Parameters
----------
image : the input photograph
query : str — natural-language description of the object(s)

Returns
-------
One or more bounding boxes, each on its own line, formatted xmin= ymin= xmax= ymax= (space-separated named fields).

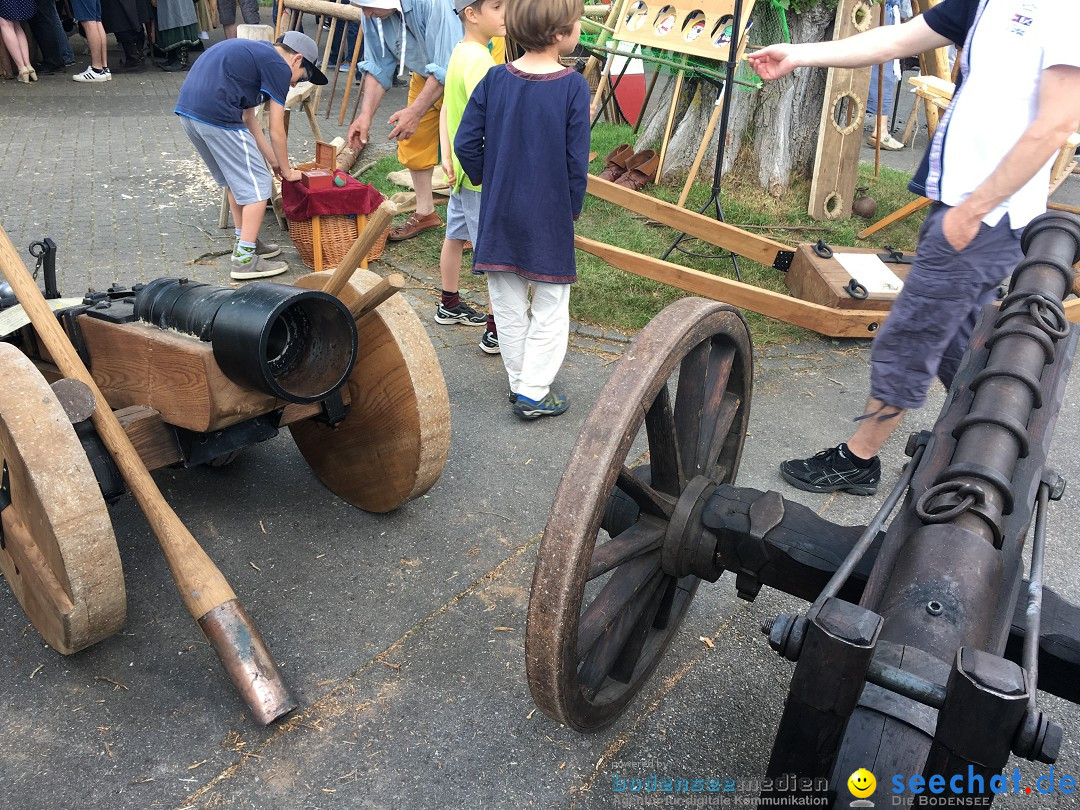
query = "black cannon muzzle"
xmin=134 ymin=278 xmax=358 ymax=404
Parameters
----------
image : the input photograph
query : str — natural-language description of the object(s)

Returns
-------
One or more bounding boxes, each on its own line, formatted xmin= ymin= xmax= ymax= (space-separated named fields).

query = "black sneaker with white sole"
xmin=479 ymin=330 xmax=500 ymax=354
xmin=780 ymin=444 xmax=880 ymax=496
xmin=434 ymin=301 xmax=487 ymax=325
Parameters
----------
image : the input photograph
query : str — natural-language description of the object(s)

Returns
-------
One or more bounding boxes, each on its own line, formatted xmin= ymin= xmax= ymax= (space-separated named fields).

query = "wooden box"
xmin=786 ymin=242 xmax=912 ymax=311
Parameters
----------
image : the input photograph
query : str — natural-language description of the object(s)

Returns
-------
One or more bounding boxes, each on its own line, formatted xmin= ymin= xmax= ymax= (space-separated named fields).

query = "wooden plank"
xmin=77 ymin=316 xmax=280 ymax=433
xmin=586 ymin=176 xmax=794 ymax=268
xmin=857 ymin=196 xmax=934 ymax=239
xmin=114 ymin=406 xmax=184 ymax=471
xmin=808 ymin=0 xmax=876 ymax=220
xmin=610 ymin=0 xmax=757 ymax=64
xmin=576 ymin=235 xmax=890 ymax=338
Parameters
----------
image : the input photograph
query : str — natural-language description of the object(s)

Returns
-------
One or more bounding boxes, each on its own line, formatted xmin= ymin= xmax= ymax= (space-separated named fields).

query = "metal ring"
xmin=814 ymin=239 xmax=834 ymax=259
xmin=846 ymin=279 xmax=868 ymax=299
xmin=916 ymin=481 xmax=985 ymax=524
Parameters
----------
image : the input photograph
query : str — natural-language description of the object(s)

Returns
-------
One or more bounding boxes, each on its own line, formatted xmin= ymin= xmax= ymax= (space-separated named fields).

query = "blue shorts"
xmin=178 ymin=115 xmax=273 ymax=206
xmin=445 ymin=187 xmax=481 ymax=243
xmin=869 ymin=203 xmax=1022 ymax=410
xmin=71 ymin=0 xmax=101 ymax=21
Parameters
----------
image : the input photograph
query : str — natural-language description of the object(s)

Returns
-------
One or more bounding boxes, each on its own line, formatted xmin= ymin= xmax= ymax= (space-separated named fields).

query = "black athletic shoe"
xmin=780 ymin=444 xmax=881 ymax=496
xmin=434 ymin=301 xmax=487 ymax=325
xmin=479 ymin=330 xmax=500 ymax=354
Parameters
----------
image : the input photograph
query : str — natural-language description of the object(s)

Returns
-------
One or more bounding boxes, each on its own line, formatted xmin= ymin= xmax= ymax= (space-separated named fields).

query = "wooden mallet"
xmin=0 ymin=225 xmax=297 ymax=725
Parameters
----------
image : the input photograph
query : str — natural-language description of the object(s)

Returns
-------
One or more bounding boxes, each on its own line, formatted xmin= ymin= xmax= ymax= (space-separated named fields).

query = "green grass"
xmin=359 ymin=124 xmax=927 ymax=346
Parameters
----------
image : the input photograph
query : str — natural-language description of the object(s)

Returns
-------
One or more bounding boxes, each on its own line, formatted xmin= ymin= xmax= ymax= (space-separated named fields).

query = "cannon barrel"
xmin=133 ymin=278 xmax=358 ymax=404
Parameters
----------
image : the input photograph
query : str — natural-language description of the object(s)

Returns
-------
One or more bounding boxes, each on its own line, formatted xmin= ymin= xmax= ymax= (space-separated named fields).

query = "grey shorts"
xmin=217 ymin=0 xmax=260 ymax=26
xmin=179 ymin=115 xmax=272 ymax=206
xmin=869 ymin=202 xmax=1022 ymax=410
xmin=445 ymin=187 xmax=481 ymax=243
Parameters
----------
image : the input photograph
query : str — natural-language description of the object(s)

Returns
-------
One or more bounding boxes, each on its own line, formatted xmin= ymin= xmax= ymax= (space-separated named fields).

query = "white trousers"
xmin=485 ymin=272 xmax=571 ymax=402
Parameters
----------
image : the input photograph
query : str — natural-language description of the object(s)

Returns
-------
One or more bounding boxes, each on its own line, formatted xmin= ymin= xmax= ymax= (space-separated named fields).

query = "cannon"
xmin=525 ymin=211 xmax=1080 ymax=803
xmin=0 ymin=206 xmax=450 ymax=722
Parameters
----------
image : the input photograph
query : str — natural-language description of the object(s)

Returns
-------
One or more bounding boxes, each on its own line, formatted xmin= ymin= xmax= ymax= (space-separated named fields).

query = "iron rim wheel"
xmin=525 ymin=298 xmax=753 ymax=731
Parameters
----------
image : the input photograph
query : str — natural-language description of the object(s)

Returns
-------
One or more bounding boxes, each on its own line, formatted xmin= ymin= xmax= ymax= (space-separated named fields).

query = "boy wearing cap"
xmin=346 ymin=0 xmax=462 ymax=242
xmin=434 ymin=0 xmax=505 ymax=351
xmin=174 ymin=31 xmax=328 ymax=280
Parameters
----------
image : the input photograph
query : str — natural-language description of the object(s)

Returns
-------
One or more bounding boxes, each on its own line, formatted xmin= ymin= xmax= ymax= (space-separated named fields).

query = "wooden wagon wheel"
xmin=289 ymin=269 xmax=450 ymax=513
xmin=0 ymin=343 xmax=125 ymax=654
xmin=526 ymin=298 xmax=753 ymax=731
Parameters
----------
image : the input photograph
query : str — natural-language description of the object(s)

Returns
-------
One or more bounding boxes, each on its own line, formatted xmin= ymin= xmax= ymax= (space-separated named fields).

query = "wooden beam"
xmin=575 ymin=236 xmax=888 ymax=338
xmin=586 ymin=176 xmax=795 ymax=269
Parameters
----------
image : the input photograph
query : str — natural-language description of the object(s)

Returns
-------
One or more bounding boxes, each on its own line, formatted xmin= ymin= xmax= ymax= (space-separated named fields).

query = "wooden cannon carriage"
xmin=525 ymin=212 xmax=1080 ymax=803
xmin=0 ymin=203 xmax=449 ymax=722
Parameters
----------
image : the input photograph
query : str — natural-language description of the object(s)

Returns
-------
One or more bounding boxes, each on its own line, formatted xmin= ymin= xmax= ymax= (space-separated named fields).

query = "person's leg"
xmin=390 ymin=74 xmax=444 ymax=240
xmin=434 ymin=191 xmax=486 ymax=323
xmin=84 ymin=20 xmax=108 ymax=68
xmin=238 ymin=0 xmax=259 ymax=25
xmin=516 ymin=281 xmax=571 ymax=403
xmin=486 ymin=272 xmax=530 ymax=397
xmin=0 ymin=20 xmax=30 ymax=69
xmin=51 ymin=1 xmax=75 ymax=64
xmin=219 ymin=0 xmax=236 ymax=37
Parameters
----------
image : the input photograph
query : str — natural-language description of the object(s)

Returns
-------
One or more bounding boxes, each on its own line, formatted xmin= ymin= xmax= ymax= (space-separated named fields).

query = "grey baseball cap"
xmin=453 ymin=0 xmax=477 ymax=12
xmin=279 ymin=30 xmax=328 ymax=85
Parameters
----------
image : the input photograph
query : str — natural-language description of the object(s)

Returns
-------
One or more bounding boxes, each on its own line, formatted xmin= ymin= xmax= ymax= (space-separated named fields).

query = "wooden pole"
xmin=0 ymin=225 xmax=296 ymax=724
xmin=656 ymin=63 xmax=686 ymax=183
xmin=677 ymin=92 xmax=723 ymax=208
xmin=324 ymin=200 xmax=398 ymax=298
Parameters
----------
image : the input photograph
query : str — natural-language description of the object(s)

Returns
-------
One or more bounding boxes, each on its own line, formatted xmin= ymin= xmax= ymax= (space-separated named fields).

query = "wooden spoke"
xmin=578 ymin=570 xmax=668 ymax=696
xmin=526 ymin=297 xmax=752 ymax=732
xmin=588 ymin=517 xmax=666 ymax=581
xmin=616 ymin=465 xmax=675 ymax=519
xmin=577 ymin=552 xmax=662 ymax=659
xmin=644 ymin=384 xmax=683 ymax=496
xmin=674 ymin=340 xmax=710 ymax=480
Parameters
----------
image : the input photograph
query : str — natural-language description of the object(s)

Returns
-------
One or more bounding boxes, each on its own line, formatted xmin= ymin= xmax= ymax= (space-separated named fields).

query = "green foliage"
xmin=771 ymin=0 xmax=840 ymax=14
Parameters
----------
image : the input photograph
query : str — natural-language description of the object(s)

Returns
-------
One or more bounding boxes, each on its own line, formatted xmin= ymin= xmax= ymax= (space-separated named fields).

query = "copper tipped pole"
xmin=0 ymin=225 xmax=297 ymax=725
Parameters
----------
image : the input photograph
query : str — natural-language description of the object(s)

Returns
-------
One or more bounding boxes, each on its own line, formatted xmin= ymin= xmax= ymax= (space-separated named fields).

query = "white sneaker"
xmin=230 ymin=254 xmax=289 ymax=280
xmin=73 ymin=67 xmax=110 ymax=82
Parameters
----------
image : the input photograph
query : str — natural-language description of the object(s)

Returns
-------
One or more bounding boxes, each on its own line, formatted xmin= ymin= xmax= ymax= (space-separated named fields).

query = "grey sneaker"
xmin=780 ymin=444 xmax=881 ymax=496
xmin=255 ymin=238 xmax=281 ymax=259
xmin=230 ymin=254 xmax=288 ymax=280
xmin=434 ymin=301 xmax=487 ymax=326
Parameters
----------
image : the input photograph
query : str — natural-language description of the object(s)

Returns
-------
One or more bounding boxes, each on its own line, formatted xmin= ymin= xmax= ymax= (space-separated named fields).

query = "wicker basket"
xmin=287 ymin=214 xmax=390 ymax=270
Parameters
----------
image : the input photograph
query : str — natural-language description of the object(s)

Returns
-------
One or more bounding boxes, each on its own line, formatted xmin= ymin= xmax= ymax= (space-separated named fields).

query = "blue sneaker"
xmin=513 ymin=390 xmax=569 ymax=420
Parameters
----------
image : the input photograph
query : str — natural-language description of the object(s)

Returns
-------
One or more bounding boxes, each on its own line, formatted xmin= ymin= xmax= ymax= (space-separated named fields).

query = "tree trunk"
xmin=633 ymin=3 xmax=838 ymax=196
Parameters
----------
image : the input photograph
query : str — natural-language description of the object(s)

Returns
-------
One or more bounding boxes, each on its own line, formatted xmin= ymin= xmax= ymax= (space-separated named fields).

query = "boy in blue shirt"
xmin=174 ymin=31 xmax=327 ymax=280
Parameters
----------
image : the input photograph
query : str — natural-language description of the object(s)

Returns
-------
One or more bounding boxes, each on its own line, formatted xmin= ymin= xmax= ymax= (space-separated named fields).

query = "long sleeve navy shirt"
xmin=455 ymin=63 xmax=591 ymax=284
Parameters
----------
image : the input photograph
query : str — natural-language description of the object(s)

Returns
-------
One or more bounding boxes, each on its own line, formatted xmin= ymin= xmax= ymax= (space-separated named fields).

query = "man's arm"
xmin=387 ymin=74 xmax=444 ymax=141
xmin=748 ymin=16 xmax=950 ymax=80
xmin=943 ymin=64 xmax=1080 ymax=250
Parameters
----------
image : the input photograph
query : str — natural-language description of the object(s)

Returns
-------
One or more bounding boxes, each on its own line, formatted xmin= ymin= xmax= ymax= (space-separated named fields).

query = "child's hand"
xmin=441 ymin=157 xmax=455 ymax=186
xmin=281 ymin=167 xmax=302 ymax=183
xmin=387 ymin=106 xmax=422 ymax=141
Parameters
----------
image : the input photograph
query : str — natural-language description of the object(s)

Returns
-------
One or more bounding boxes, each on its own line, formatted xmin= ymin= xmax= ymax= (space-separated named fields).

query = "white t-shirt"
xmin=914 ymin=0 xmax=1079 ymax=228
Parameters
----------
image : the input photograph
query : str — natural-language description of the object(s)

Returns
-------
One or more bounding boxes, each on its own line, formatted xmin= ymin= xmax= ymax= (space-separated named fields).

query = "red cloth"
xmin=281 ymin=173 xmax=384 ymax=220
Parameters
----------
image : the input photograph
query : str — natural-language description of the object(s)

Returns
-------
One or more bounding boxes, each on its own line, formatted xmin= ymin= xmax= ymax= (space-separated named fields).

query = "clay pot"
xmin=852 ymin=186 xmax=877 ymax=220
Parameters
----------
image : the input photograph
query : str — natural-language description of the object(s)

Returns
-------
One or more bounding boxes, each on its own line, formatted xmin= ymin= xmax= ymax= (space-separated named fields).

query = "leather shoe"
xmin=598 ymin=144 xmax=632 ymax=182
xmin=614 ymin=149 xmax=658 ymax=191
xmin=388 ymin=211 xmax=442 ymax=242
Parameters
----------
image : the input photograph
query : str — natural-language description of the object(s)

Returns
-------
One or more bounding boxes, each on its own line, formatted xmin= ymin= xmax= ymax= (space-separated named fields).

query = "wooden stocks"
xmin=0 ymin=226 xmax=297 ymax=725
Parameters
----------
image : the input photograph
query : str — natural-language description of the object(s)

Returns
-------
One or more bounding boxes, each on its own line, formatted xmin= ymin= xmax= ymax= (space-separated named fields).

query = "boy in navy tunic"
xmin=175 ymin=30 xmax=327 ymax=280
xmin=455 ymin=0 xmax=590 ymax=419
